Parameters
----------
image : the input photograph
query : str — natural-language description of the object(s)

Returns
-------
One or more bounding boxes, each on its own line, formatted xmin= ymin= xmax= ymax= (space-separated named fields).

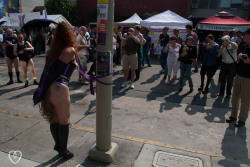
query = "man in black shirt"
xmin=158 ymin=27 xmax=169 ymax=76
xmin=226 ymin=27 xmax=250 ymax=127
xmin=2 ymin=28 xmax=22 ymax=85
xmin=178 ymin=36 xmax=197 ymax=92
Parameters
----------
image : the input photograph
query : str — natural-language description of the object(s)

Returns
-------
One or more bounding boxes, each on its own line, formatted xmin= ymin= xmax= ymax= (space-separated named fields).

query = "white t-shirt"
xmin=221 ymin=43 xmax=237 ymax=64
xmin=167 ymin=43 xmax=181 ymax=62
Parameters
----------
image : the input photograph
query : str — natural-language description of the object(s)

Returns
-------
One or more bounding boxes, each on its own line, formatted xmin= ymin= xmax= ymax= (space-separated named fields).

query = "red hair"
xmin=47 ymin=21 xmax=77 ymax=65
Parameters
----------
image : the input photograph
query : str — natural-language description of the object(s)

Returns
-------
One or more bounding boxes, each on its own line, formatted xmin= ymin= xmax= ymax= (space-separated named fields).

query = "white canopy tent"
xmin=140 ymin=10 xmax=192 ymax=55
xmin=47 ymin=14 xmax=72 ymax=27
xmin=115 ymin=13 xmax=142 ymax=25
xmin=140 ymin=10 xmax=192 ymax=27
xmin=0 ymin=13 xmax=71 ymax=29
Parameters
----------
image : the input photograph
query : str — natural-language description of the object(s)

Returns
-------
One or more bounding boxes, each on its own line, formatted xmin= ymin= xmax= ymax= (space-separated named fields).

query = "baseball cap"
xmin=186 ymin=36 xmax=194 ymax=41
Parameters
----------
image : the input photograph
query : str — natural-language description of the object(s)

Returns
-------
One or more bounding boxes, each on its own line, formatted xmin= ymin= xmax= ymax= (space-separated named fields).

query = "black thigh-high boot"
xmin=58 ymin=124 xmax=74 ymax=159
xmin=50 ymin=123 xmax=60 ymax=152
xmin=7 ymin=72 xmax=14 ymax=85
xmin=16 ymin=72 xmax=23 ymax=83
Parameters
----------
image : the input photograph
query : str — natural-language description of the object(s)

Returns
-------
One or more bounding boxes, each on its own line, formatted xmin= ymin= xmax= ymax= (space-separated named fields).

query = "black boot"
xmin=7 ymin=72 xmax=14 ymax=85
xmin=58 ymin=124 xmax=74 ymax=159
xmin=16 ymin=72 xmax=23 ymax=83
xmin=24 ymin=80 xmax=29 ymax=87
xmin=50 ymin=123 xmax=60 ymax=152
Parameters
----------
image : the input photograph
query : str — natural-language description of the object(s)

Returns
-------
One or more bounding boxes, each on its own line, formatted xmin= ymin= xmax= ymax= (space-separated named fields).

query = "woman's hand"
xmin=18 ymin=50 xmax=24 ymax=54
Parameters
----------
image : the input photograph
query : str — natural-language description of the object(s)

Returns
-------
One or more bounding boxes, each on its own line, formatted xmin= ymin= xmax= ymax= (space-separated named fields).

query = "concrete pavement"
xmin=0 ymin=55 xmax=249 ymax=167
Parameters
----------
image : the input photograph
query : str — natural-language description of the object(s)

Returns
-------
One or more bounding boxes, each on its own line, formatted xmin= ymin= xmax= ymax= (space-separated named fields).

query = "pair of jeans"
xmin=142 ymin=48 xmax=150 ymax=66
xmin=179 ymin=62 xmax=193 ymax=89
xmin=219 ymin=62 xmax=236 ymax=96
xmin=160 ymin=50 xmax=168 ymax=70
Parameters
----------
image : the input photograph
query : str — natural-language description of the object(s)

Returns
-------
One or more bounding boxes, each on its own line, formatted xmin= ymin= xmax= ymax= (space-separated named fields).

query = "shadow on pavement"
xmin=80 ymin=157 xmax=109 ymax=167
xmin=219 ymin=124 xmax=248 ymax=166
xmin=0 ymin=85 xmax=26 ymax=96
xmin=35 ymin=155 xmax=60 ymax=167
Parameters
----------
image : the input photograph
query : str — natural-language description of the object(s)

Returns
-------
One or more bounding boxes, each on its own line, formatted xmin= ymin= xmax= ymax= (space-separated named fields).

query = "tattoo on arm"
xmin=55 ymin=85 xmax=60 ymax=91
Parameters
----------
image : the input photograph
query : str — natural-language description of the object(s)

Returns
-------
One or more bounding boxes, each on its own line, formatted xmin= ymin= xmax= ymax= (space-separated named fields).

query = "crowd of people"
xmin=1 ymin=21 xmax=250 ymax=160
xmin=115 ymin=24 xmax=250 ymax=128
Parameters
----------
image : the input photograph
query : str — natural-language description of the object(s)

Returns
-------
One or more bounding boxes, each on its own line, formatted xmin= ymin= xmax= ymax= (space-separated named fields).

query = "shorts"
xmin=6 ymin=55 xmax=18 ymax=60
xmin=78 ymin=54 xmax=88 ymax=71
xmin=123 ymin=53 xmax=138 ymax=71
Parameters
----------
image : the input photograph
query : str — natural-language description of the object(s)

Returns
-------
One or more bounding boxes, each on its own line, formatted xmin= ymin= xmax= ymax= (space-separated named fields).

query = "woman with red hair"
xmin=34 ymin=21 xmax=77 ymax=159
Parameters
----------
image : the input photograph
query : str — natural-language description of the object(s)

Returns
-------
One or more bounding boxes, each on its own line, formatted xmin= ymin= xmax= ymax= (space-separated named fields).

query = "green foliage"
xmin=142 ymin=12 xmax=158 ymax=20
xmin=45 ymin=0 xmax=80 ymax=26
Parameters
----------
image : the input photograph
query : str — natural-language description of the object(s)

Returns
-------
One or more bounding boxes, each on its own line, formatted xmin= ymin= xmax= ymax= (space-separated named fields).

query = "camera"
xmin=242 ymin=54 xmax=248 ymax=59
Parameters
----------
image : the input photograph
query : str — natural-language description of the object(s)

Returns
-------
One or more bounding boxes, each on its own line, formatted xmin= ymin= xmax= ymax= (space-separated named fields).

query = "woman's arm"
xmin=24 ymin=41 xmax=34 ymax=51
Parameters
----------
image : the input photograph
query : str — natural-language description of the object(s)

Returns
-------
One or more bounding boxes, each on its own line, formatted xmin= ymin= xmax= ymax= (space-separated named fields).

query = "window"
xmin=231 ymin=0 xmax=243 ymax=8
xmin=243 ymin=0 xmax=250 ymax=9
xmin=220 ymin=0 xmax=231 ymax=8
xmin=209 ymin=0 xmax=221 ymax=9
xmin=198 ymin=0 xmax=209 ymax=8
xmin=192 ymin=0 xmax=199 ymax=8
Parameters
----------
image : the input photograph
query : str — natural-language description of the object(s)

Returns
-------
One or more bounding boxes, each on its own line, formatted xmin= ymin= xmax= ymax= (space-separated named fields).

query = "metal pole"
xmin=88 ymin=0 xmax=118 ymax=163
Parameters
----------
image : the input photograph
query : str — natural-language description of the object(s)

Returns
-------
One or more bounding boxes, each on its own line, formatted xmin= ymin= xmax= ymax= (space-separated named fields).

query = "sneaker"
xmin=166 ymin=80 xmax=170 ymax=84
xmin=235 ymin=120 xmax=245 ymax=127
xmin=82 ymin=80 xmax=89 ymax=85
xmin=198 ymin=86 xmax=203 ymax=91
xmin=7 ymin=80 xmax=14 ymax=85
xmin=202 ymin=88 xmax=209 ymax=94
xmin=160 ymin=69 xmax=165 ymax=73
xmin=130 ymin=82 xmax=135 ymax=89
xmin=148 ymin=64 xmax=152 ymax=67
xmin=121 ymin=82 xmax=127 ymax=88
xmin=226 ymin=116 xmax=236 ymax=123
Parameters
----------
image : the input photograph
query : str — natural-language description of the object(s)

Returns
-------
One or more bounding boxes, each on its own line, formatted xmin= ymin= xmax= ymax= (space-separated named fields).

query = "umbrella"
xmin=0 ymin=21 xmax=6 ymax=26
xmin=21 ymin=18 xmax=58 ymax=35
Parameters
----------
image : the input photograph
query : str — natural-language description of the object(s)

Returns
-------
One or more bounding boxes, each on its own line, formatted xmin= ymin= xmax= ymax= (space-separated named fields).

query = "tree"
xmin=45 ymin=0 xmax=80 ymax=26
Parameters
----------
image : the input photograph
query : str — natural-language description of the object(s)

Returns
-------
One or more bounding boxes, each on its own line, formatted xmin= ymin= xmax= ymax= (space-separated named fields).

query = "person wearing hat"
xmin=226 ymin=27 xmax=250 ymax=127
xmin=231 ymin=29 xmax=238 ymax=43
xmin=217 ymin=35 xmax=238 ymax=98
xmin=178 ymin=36 xmax=197 ymax=92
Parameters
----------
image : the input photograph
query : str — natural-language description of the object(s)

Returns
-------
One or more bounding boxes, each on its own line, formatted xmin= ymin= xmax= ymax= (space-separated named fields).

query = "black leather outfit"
xmin=33 ymin=58 xmax=76 ymax=105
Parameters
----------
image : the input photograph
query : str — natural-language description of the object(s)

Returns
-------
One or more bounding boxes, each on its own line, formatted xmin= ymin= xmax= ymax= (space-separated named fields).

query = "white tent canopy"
xmin=140 ymin=10 xmax=192 ymax=27
xmin=47 ymin=14 xmax=72 ymax=27
xmin=116 ymin=13 xmax=142 ymax=25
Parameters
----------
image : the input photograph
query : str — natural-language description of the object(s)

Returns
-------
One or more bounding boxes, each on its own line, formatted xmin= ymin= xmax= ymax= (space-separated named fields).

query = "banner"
xmin=7 ymin=12 xmax=43 ymax=28
xmin=197 ymin=24 xmax=250 ymax=32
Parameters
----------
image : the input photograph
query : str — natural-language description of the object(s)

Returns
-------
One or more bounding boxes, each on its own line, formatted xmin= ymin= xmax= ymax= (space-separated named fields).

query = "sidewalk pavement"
xmin=0 ymin=55 xmax=249 ymax=167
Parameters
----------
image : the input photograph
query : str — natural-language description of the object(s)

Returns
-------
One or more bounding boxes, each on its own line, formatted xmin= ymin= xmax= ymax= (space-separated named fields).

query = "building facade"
xmin=77 ymin=0 xmax=191 ymax=25
xmin=190 ymin=0 xmax=250 ymax=20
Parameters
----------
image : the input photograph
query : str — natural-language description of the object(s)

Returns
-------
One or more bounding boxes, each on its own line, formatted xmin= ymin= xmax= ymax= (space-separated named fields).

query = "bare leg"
xmin=124 ymin=69 xmax=128 ymax=82
xmin=20 ymin=61 xmax=28 ymax=79
xmin=131 ymin=70 xmax=135 ymax=82
xmin=27 ymin=59 xmax=37 ymax=78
